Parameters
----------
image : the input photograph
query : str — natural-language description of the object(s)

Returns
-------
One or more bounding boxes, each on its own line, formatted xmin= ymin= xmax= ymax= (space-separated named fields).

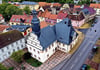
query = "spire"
xmin=31 ymin=10 xmax=40 ymax=37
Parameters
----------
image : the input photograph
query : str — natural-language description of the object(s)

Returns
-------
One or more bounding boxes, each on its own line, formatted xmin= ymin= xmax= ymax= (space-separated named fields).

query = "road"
xmin=52 ymin=16 xmax=100 ymax=70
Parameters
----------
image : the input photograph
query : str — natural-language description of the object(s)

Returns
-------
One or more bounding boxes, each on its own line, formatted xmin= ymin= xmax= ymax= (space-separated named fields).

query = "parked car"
xmin=80 ymin=64 xmax=87 ymax=70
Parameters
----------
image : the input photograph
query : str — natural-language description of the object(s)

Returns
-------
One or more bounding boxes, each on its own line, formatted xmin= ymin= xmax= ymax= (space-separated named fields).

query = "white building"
xmin=0 ymin=14 xmax=5 ymax=24
xmin=26 ymin=10 xmax=79 ymax=63
xmin=0 ymin=0 xmax=2 ymax=4
xmin=0 ymin=30 xmax=25 ymax=62
xmin=90 ymin=4 xmax=100 ymax=15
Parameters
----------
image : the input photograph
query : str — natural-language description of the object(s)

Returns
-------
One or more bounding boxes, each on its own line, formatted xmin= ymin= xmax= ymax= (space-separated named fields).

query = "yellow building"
xmin=19 ymin=1 xmax=39 ymax=10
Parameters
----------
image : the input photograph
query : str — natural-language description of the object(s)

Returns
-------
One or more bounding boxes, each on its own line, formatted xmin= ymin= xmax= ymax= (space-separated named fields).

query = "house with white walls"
xmin=0 ymin=30 xmax=25 ymax=62
xmin=26 ymin=10 xmax=78 ymax=63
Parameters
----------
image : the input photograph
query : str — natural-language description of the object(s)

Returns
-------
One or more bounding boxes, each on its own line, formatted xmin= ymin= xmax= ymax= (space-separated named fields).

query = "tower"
xmin=31 ymin=10 xmax=40 ymax=37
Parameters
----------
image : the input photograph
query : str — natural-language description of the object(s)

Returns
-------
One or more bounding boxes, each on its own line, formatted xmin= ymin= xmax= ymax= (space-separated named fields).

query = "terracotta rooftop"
xmin=53 ymin=3 xmax=61 ymax=7
xmin=74 ymin=5 xmax=81 ymax=8
xmin=0 ymin=25 xmax=10 ymax=32
xmin=0 ymin=30 xmax=24 ymax=49
xmin=38 ymin=2 xmax=51 ymax=7
xmin=49 ymin=14 xmax=57 ymax=20
xmin=90 ymin=3 xmax=100 ymax=8
xmin=10 ymin=15 xmax=33 ymax=24
xmin=57 ymin=12 xmax=68 ymax=19
xmin=40 ymin=21 xmax=48 ymax=29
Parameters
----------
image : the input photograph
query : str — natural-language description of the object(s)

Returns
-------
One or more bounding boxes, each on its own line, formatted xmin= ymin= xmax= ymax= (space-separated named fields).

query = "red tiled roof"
xmin=53 ymin=3 xmax=61 ymax=7
xmin=57 ymin=12 xmax=68 ymax=19
xmin=40 ymin=21 xmax=48 ymax=29
xmin=44 ymin=12 xmax=51 ymax=18
xmin=10 ymin=15 xmax=33 ymax=24
xmin=49 ymin=14 xmax=57 ymax=20
xmin=90 ymin=4 xmax=100 ymax=8
xmin=38 ymin=2 xmax=51 ymax=7
xmin=0 ymin=25 xmax=10 ymax=32
xmin=74 ymin=5 xmax=81 ymax=8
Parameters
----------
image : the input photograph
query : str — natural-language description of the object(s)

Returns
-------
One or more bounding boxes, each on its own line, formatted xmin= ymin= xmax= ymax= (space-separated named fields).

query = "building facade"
xmin=19 ymin=1 xmax=39 ymax=10
xmin=0 ymin=30 xmax=25 ymax=62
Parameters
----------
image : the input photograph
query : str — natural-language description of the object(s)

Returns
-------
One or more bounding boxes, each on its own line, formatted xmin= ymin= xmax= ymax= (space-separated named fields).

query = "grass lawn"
xmin=89 ymin=68 xmax=95 ymax=70
xmin=25 ymin=57 xmax=42 ymax=67
xmin=92 ymin=47 xmax=100 ymax=63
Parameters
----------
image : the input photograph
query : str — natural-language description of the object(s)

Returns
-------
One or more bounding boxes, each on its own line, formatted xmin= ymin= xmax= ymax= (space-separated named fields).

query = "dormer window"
xmin=16 ymin=18 xmax=19 ymax=21
xmin=65 ymin=21 xmax=67 ymax=24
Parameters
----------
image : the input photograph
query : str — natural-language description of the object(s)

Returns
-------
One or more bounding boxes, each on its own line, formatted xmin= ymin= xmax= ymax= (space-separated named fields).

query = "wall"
xmin=71 ymin=19 xmax=85 ymax=27
xmin=0 ymin=38 xmax=25 ymax=62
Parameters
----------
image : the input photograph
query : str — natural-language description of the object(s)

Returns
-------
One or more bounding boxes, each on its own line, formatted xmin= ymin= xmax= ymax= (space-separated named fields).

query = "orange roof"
xmin=0 ymin=25 xmax=10 ymax=32
xmin=74 ymin=5 xmax=81 ymax=8
xmin=38 ymin=2 xmax=51 ymax=7
xmin=40 ymin=21 xmax=48 ymax=29
xmin=49 ymin=14 xmax=57 ymax=20
xmin=90 ymin=3 xmax=100 ymax=8
xmin=44 ymin=12 xmax=51 ymax=18
xmin=53 ymin=3 xmax=61 ymax=7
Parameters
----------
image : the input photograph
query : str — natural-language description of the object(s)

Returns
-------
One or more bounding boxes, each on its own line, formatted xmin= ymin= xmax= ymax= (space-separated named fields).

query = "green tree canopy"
xmin=5 ymin=5 xmax=23 ymax=20
xmin=0 ymin=63 xmax=7 ymax=70
xmin=0 ymin=3 xmax=23 ymax=21
xmin=11 ymin=50 xmax=25 ymax=63
xmin=23 ymin=6 xmax=31 ymax=15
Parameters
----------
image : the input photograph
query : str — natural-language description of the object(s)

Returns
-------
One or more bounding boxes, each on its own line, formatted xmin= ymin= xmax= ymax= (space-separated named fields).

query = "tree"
xmin=23 ymin=6 xmax=31 ymax=15
xmin=5 ymin=5 xmax=23 ymax=20
xmin=0 ymin=3 xmax=11 ymax=21
xmin=0 ymin=63 xmax=7 ymax=70
xmin=11 ymin=50 xmax=25 ymax=63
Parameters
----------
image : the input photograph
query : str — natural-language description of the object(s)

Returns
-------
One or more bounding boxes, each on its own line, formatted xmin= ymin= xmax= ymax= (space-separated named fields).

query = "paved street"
xmin=52 ymin=16 xmax=100 ymax=70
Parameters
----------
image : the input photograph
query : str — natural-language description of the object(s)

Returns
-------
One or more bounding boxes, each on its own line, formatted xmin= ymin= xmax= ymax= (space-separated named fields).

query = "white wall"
xmin=0 ymin=38 xmax=25 ymax=62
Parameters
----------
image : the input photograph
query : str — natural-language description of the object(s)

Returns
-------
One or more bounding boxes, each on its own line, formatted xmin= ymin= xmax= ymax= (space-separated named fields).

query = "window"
xmin=30 ymin=47 xmax=32 ymax=50
xmin=12 ymin=23 xmax=14 ymax=25
xmin=52 ymin=43 xmax=54 ymax=46
xmin=33 ymin=49 xmax=35 ymax=52
xmin=21 ymin=45 xmax=23 ymax=48
xmin=8 ymin=52 xmax=10 ymax=55
xmin=47 ymin=54 xmax=49 ymax=58
xmin=34 ymin=55 xmax=36 ymax=57
xmin=16 ymin=18 xmax=19 ymax=21
xmin=13 ymin=49 xmax=15 ymax=52
xmin=17 ymin=47 xmax=19 ymax=50
xmin=27 ymin=19 xmax=30 ymax=22
xmin=49 ymin=46 xmax=51 ymax=49
xmin=38 ymin=57 xmax=40 ymax=60
xmin=13 ymin=18 xmax=15 ymax=21
xmin=7 ymin=46 xmax=9 ymax=49
xmin=1 ymin=49 xmax=4 ymax=52
xmin=38 ymin=51 xmax=39 ymax=54
xmin=28 ymin=30 xmax=30 ymax=32
xmin=45 ymin=48 xmax=47 ymax=52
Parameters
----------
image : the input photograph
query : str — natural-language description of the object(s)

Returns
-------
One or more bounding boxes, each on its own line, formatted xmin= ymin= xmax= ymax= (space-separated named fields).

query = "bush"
xmin=23 ymin=52 xmax=31 ymax=60
xmin=11 ymin=50 xmax=25 ymax=63
xmin=8 ymin=67 xmax=14 ymax=70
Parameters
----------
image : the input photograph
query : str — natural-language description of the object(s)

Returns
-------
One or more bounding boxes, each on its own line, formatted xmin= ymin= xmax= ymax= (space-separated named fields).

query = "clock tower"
xmin=31 ymin=10 xmax=40 ymax=37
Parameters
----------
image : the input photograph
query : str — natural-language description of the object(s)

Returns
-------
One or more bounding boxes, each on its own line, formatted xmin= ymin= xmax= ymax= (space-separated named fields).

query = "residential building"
xmin=90 ymin=3 xmax=100 ymax=15
xmin=9 ymin=15 xmax=33 ymax=26
xmin=0 ymin=30 xmax=25 ymax=62
xmin=5 ymin=25 xmax=31 ymax=36
xmin=19 ymin=1 xmax=39 ymax=10
xmin=0 ymin=0 xmax=2 ymax=4
xmin=0 ymin=25 xmax=10 ymax=33
xmin=68 ymin=12 xmax=85 ymax=27
xmin=60 ymin=3 xmax=70 ymax=10
xmin=81 ymin=5 xmax=96 ymax=22
xmin=0 ymin=14 xmax=5 ymax=24
xmin=26 ymin=10 xmax=78 ymax=63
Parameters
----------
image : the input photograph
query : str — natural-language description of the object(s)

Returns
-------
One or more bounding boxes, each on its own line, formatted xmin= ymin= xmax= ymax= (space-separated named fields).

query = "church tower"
xmin=31 ymin=10 xmax=40 ymax=37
